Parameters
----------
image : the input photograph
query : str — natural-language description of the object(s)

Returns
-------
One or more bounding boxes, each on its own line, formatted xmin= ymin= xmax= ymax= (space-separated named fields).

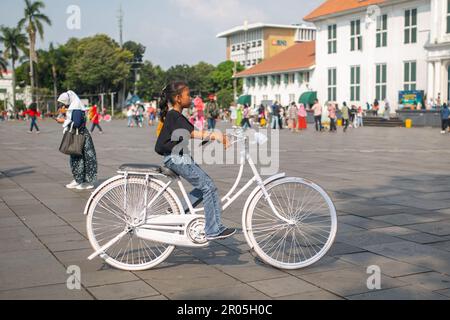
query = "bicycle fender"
xmin=241 ymin=173 xmax=286 ymax=250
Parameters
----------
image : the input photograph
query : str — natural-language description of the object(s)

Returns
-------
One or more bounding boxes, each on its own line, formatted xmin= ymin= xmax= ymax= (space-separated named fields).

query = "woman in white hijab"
xmin=57 ymin=90 xmax=98 ymax=190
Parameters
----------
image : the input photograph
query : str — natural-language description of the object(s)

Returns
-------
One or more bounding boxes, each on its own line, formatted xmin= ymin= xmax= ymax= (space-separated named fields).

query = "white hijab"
xmin=57 ymin=90 xmax=86 ymax=129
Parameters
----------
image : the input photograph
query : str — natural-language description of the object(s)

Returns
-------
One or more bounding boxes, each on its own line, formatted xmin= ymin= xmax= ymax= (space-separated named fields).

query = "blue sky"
xmin=0 ymin=0 xmax=323 ymax=69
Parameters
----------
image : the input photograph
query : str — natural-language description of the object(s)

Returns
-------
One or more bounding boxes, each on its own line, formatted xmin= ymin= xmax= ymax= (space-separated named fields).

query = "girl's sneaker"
xmin=66 ymin=180 xmax=80 ymax=189
xmin=206 ymin=228 xmax=237 ymax=241
xmin=76 ymin=183 xmax=95 ymax=190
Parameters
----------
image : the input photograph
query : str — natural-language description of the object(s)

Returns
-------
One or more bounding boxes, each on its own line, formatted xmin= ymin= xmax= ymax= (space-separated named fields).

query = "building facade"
xmin=304 ymin=0 xmax=450 ymax=110
xmin=235 ymin=41 xmax=315 ymax=107
xmin=217 ymin=23 xmax=316 ymax=69
xmin=0 ymin=71 xmax=31 ymax=110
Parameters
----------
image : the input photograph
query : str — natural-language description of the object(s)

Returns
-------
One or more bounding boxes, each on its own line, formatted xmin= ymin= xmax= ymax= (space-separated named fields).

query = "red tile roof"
xmin=235 ymin=41 xmax=315 ymax=78
xmin=304 ymin=0 xmax=386 ymax=21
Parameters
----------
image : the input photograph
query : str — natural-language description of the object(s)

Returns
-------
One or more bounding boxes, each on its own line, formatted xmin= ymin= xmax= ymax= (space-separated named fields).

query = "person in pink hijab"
xmin=297 ymin=103 xmax=308 ymax=130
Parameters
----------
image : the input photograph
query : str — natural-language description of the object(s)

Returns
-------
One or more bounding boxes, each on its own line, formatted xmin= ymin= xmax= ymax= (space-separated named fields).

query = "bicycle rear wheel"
xmin=86 ymin=177 xmax=180 ymax=271
xmin=245 ymin=177 xmax=337 ymax=270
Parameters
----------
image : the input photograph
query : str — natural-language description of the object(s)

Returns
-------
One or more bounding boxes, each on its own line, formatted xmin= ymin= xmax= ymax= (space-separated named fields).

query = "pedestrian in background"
xmin=89 ymin=105 xmax=103 ymax=134
xmin=441 ymin=103 xmax=449 ymax=134
xmin=341 ymin=102 xmax=350 ymax=133
xmin=24 ymin=103 xmax=41 ymax=134
xmin=311 ymin=99 xmax=323 ymax=132
xmin=328 ymin=102 xmax=337 ymax=133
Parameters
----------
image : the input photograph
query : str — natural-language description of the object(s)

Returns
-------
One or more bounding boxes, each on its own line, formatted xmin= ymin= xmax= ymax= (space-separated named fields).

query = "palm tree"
xmin=18 ymin=0 xmax=51 ymax=102
xmin=0 ymin=26 xmax=29 ymax=111
xmin=0 ymin=50 xmax=8 ymax=77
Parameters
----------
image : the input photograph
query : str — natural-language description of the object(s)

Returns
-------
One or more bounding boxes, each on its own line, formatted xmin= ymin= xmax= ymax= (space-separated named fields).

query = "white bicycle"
xmin=84 ymin=129 xmax=338 ymax=271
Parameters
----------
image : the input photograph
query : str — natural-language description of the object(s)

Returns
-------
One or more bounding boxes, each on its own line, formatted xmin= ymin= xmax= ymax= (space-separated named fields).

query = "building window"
xmin=247 ymin=60 xmax=251 ymax=67
xmin=405 ymin=8 xmax=417 ymax=44
xmin=237 ymin=44 xmax=241 ymax=51
xmin=328 ymin=24 xmax=337 ymax=54
xmin=350 ymin=20 xmax=362 ymax=51
xmin=283 ymin=74 xmax=289 ymax=85
xmin=350 ymin=66 xmax=361 ymax=101
xmin=376 ymin=64 xmax=387 ymax=100
xmin=289 ymin=94 xmax=296 ymax=103
xmin=263 ymin=76 xmax=268 ymax=86
xmin=305 ymin=71 xmax=310 ymax=83
xmin=328 ymin=68 xmax=337 ymax=101
xmin=404 ymin=61 xmax=417 ymax=91
xmin=252 ymin=59 xmax=256 ymax=65
xmin=252 ymin=41 xmax=256 ymax=47
xmin=376 ymin=14 xmax=388 ymax=47
xmin=447 ymin=0 xmax=450 ymax=33
xmin=232 ymin=45 xmax=235 ymax=52
xmin=257 ymin=40 xmax=262 ymax=47
xmin=298 ymin=72 xmax=304 ymax=84
xmin=289 ymin=73 xmax=295 ymax=85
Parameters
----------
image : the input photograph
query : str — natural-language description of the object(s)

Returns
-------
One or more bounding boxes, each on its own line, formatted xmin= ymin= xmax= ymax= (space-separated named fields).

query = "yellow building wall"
xmin=263 ymin=28 xmax=297 ymax=59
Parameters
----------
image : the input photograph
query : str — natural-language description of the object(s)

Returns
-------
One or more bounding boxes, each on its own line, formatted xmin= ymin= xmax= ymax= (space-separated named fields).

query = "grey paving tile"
xmin=248 ymin=276 xmax=321 ymax=298
xmin=275 ymin=290 xmax=344 ymax=300
xmin=88 ymin=280 xmax=159 ymax=300
xmin=0 ymin=284 xmax=93 ymax=300
xmin=0 ymin=249 xmax=67 ymax=291
xmin=371 ymin=214 xmax=441 ymax=226
xmin=396 ymin=232 xmax=445 ymax=244
xmin=339 ymin=252 xmax=430 ymax=277
xmin=347 ymin=286 xmax=449 ymax=300
xmin=298 ymin=267 xmax=408 ymax=297
xmin=167 ymin=284 xmax=271 ymax=300
xmin=396 ymin=272 xmax=450 ymax=291
xmin=406 ymin=222 xmax=450 ymax=236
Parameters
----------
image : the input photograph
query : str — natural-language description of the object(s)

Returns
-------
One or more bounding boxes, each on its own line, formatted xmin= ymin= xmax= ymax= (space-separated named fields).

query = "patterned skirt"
xmin=70 ymin=127 xmax=98 ymax=184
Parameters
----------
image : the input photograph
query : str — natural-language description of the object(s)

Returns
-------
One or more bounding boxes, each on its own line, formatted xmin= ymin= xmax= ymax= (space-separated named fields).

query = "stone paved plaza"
xmin=1 ymin=119 xmax=450 ymax=300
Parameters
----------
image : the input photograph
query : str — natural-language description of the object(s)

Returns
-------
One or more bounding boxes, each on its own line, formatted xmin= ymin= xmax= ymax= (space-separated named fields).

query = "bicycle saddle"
xmin=118 ymin=164 xmax=179 ymax=179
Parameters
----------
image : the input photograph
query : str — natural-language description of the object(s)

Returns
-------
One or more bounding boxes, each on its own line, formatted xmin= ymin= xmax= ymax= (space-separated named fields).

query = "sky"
xmin=0 ymin=0 xmax=324 ymax=69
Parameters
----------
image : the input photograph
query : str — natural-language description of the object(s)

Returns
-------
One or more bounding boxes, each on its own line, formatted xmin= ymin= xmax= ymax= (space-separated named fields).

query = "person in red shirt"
xmin=89 ymin=105 xmax=103 ymax=134
xmin=24 ymin=103 xmax=41 ymax=134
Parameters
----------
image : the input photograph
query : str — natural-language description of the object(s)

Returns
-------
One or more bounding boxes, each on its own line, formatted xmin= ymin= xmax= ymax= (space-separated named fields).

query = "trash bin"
xmin=405 ymin=119 xmax=412 ymax=128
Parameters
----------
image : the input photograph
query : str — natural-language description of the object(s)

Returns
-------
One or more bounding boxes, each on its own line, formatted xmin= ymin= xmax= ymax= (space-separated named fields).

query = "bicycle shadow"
xmin=0 ymin=166 xmax=35 ymax=179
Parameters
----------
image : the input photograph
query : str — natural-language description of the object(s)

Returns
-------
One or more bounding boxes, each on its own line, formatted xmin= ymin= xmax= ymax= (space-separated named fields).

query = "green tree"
xmin=64 ymin=34 xmax=133 ymax=94
xmin=209 ymin=61 xmax=244 ymax=107
xmin=190 ymin=61 xmax=215 ymax=96
xmin=18 ymin=0 xmax=52 ymax=102
xmin=136 ymin=61 xmax=165 ymax=100
xmin=0 ymin=26 xmax=28 ymax=110
xmin=123 ymin=41 xmax=146 ymax=94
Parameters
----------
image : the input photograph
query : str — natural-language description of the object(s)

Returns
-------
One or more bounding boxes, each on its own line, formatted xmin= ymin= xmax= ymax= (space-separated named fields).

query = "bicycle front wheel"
xmin=245 ymin=177 xmax=337 ymax=270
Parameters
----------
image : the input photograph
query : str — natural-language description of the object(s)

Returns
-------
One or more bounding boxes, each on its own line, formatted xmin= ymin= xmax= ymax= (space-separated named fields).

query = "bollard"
xmin=405 ymin=119 xmax=412 ymax=128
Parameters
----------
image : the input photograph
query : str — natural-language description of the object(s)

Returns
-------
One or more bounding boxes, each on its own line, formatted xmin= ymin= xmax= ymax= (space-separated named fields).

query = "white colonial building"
xmin=235 ymin=41 xmax=316 ymax=107
xmin=0 ymin=70 xmax=31 ymax=110
xmin=304 ymin=0 xmax=450 ymax=110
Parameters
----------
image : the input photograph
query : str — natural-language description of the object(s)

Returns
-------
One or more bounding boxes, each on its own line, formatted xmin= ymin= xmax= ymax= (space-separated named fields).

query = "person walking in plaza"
xmin=127 ymin=105 xmax=135 ymax=127
xmin=155 ymin=81 xmax=236 ymax=241
xmin=258 ymin=104 xmax=266 ymax=128
xmin=24 ymin=103 xmax=41 ymax=134
xmin=440 ymin=103 xmax=449 ymax=134
xmin=241 ymin=104 xmax=251 ymax=130
xmin=56 ymin=90 xmax=98 ymax=190
xmin=328 ymin=102 xmax=337 ymax=133
xmin=356 ymin=105 xmax=364 ymax=128
xmin=288 ymin=102 xmax=299 ymax=132
xmin=205 ymin=94 xmax=219 ymax=132
xmin=311 ymin=99 xmax=323 ymax=132
xmin=341 ymin=102 xmax=350 ymax=133
xmin=350 ymin=105 xmax=357 ymax=128
xmin=373 ymin=99 xmax=380 ymax=117
xmin=271 ymin=101 xmax=280 ymax=130
xmin=279 ymin=104 xmax=285 ymax=129
xmin=383 ymin=100 xmax=391 ymax=121
xmin=230 ymin=103 xmax=238 ymax=127
xmin=297 ymin=103 xmax=308 ymax=131
xmin=89 ymin=105 xmax=104 ymax=134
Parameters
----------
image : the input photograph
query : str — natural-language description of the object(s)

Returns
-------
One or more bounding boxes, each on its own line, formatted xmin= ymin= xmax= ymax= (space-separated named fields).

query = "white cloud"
xmin=170 ymin=0 xmax=268 ymax=28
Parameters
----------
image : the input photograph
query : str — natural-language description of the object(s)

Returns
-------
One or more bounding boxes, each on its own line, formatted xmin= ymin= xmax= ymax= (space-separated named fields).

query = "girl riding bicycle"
xmin=155 ymin=81 xmax=236 ymax=241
